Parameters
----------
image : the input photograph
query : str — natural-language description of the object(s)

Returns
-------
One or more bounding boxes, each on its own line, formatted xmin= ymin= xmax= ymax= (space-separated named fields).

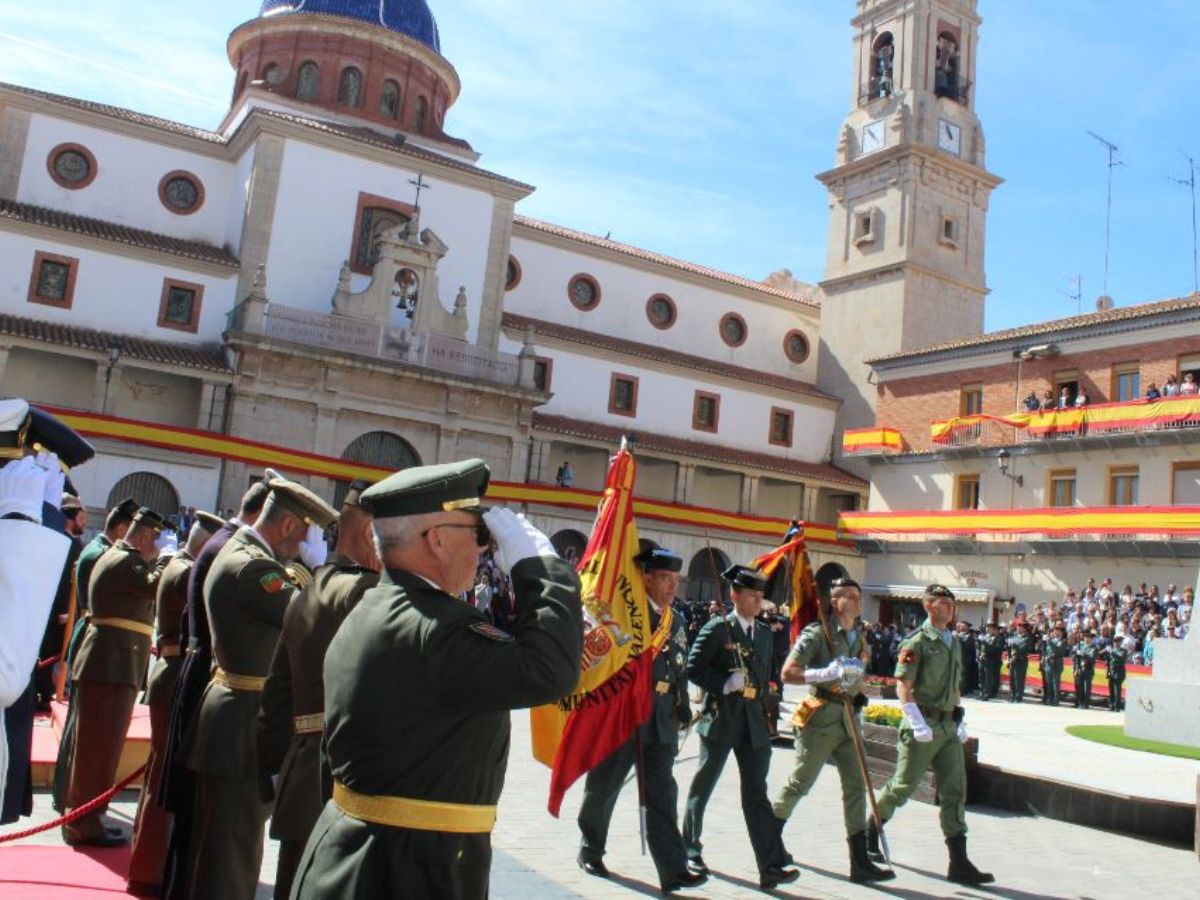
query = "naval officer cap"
xmin=194 ymin=510 xmax=225 ymax=534
xmin=267 ymin=478 xmax=339 ymax=529
xmin=0 ymin=399 xmax=95 ymax=470
xmin=633 ymin=546 xmax=683 ymax=573
xmin=721 ymin=564 xmax=769 ymax=592
xmin=360 ymin=458 xmax=490 ymax=519
xmin=133 ymin=507 xmax=168 ymax=532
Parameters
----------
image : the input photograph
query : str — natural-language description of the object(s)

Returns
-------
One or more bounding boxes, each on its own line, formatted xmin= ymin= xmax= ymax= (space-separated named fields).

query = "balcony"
xmin=842 ymin=427 xmax=904 ymax=457
xmin=858 ymin=76 xmax=894 ymax=105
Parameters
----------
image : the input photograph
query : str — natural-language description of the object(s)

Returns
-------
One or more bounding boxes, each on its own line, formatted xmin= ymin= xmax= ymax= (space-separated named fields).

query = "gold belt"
xmin=90 ymin=616 xmax=153 ymax=637
xmin=159 ymin=642 xmax=181 ymax=658
xmin=333 ymin=780 xmax=496 ymax=834
xmin=293 ymin=713 xmax=324 ymax=734
xmin=212 ymin=667 xmax=266 ymax=691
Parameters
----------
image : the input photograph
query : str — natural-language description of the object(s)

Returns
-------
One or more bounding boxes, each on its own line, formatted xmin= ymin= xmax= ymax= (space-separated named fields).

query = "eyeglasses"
xmin=421 ymin=519 xmax=491 ymax=548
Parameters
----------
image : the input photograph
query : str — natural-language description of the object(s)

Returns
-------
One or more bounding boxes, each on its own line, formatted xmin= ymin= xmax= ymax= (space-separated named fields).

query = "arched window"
xmin=336 ymin=432 xmax=421 ymax=506
xmin=870 ymin=32 xmax=894 ymax=99
xmin=106 ymin=472 xmax=180 ymax=522
xmin=261 ymin=62 xmax=281 ymax=85
xmin=935 ymin=32 xmax=962 ymax=100
xmin=354 ymin=206 xmax=412 ymax=272
xmin=380 ymin=79 xmax=400 ymax=119
xmin=687 ymin=547 xmax=731 ymax=606
xmin=338 ymin=67 xmax=363 ymax=107
xmin=414 ymin=96 xmax=429 ymax=133
xmin=296 ymin=61 xmax=320 ymax=101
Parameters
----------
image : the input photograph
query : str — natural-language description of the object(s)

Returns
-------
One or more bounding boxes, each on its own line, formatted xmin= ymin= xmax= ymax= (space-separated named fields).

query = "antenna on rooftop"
xmin=1086 ymin=130 xmax=1125 ymax=298
xmin=1167 ymin=152 xmax=1198 ymax=294
xmin=1062 ymin=275 xmax=1083 ymax=316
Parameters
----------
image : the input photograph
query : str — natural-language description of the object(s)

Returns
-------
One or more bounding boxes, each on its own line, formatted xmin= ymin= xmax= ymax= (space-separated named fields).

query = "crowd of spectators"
xmin=1020 ymin=370 xmax=1198 ymax=412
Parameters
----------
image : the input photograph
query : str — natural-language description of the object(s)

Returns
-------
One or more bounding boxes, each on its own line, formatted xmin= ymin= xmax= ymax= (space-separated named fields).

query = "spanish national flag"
xmin=751 ymin=521 xmax=820 ymax=643
xmin=530 ymin=444 xmax=673 ymax=816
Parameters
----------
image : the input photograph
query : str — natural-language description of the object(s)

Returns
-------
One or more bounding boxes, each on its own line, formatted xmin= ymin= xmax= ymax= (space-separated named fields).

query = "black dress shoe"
xmin=577 ymin=854 xmax=610 ymax=878
xmin=759 ymin=863 xmax=800 ymax=890
xmin=686 ymin=856 xmax=709 ymax=875
xmin=662 ymin=869 xmax=708 ymax=893
xmin=63 ymin=825 xmax=128 ymax=848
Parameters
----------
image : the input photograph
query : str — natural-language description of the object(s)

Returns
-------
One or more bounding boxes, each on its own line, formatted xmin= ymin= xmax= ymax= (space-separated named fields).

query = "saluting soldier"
xmin=955 ymin=622 xmax=978 ymax=697
xmin=772 ymin=577 xmax=894 ymax=884
xmin=126 ymin=510 xmax=223 ymax=893
xmin=257 ymin=480 xmax=380 ymax=900
xmin=291 ymin=460 xmax=583 ymax=900
xmin=976 ymin=622 xmax=1003 ymax=700
xmin=182 ymin=478 xmax=335 ymax=900
xmin=1006 ymin=620 xmax=1033 ymax=703
xmin=1040 ymin=625 xmax=1068 ymax=706
xmin=681 ymin=565 xmax=798 ymax=890
xmin=576 ymin=547 xmax=704 ymax=894
xmin=867 ymin=585 xmax=994 ymax=886
xmin=63 ymin=506 xmax=172 ymax=846
xmin=1072 ymin=631 xmax=1098 ymax=709
xmin=1102 ymin=640 xmax=1128 ymax=711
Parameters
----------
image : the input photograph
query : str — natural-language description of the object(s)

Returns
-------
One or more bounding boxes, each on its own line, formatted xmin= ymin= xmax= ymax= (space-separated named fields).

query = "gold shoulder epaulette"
xmin=285 ymin=562 xmax=313 ymax=589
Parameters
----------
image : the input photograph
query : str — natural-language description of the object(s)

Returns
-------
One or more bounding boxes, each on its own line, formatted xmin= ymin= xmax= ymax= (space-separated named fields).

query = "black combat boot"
xmin=848 ymin=831 xmax=895 ymax=883
xmin=865 ymin=817 xmax=888 ymax=864
xmin=946 ymin=834 xmax=994 ymax=885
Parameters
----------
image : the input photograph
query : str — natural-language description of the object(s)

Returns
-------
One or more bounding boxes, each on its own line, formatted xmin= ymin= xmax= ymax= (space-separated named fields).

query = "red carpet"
xmin=0 ymin=845 xmax=137 ymax=898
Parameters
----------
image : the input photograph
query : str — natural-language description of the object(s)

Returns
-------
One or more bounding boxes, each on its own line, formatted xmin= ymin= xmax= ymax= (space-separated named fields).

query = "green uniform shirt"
xmin=1072 ymin=641 xmax=1097 ymax=675
xmin=1006 ymin=633 xmax=1032 ymax=663
xmin=1041 ymin=636 xmax=1068 ymax=667
xmin=1103 ymin=645 xmax=1128 ymax=678
xmin=787 ymin=619 xmax=866 ymax=728
xmin=893 ymin=617 xmax=961 ymax=712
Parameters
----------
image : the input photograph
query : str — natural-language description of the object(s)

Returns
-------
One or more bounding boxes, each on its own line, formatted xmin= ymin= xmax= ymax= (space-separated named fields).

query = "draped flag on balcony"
xmin=530 ymin=443 xmax=673 ymax=816
xmin=750 ymin=521 xmax=821 ymax=643
xmin=930 ymin=396 xmax=1200 ymax=445
xmin=838 ymin=505 xmax=1200 ymax=538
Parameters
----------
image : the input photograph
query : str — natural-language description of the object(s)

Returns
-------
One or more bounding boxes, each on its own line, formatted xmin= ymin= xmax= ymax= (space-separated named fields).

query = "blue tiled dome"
xmin=259 ymin=0 xmax=441 ymax=53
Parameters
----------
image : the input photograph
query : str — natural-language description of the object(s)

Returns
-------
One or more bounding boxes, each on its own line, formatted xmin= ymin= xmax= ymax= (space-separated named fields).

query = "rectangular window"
xmin=1053 ymin=369 xmax=1079 ymax=403
xmin=608 ymin=373 xmax=638 ymax=417
xmin=532 ymin=356 xmax=553 ymax=392
xmin=1178 ymin=354 xmax=1200 ymax=386
xmin=1108 ymin=465 xmax=1139 ymax=506
xmin=955 ymin=474 xmax=980 ymax=510
xmin=693 ymin=391 xmax=720 ymax=433
xmin=769 ymin=407 xmax=794 ymax=447
xmin=1047 ymin=469 xmax=1076 ymax=508
xmin=27 ymin=251 xmax=78 ymax=308
xmin=157 ymin=278 xmax=204 ymax=333
xmin=959 ymin=383 xmax=983 ymax=416
xmin=1112 ymin=363 xmax=1140 ymax=402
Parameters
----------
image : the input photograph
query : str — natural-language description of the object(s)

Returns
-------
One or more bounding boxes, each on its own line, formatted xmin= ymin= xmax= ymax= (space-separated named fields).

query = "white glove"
xmin=803 ymin=660 xmax=842 ymax=684
xmin=481 ymin=508 xmax=556 ymax=572
xmin=298 ymin=523 xmax=328 ymax=569
xmin=36 ymin=451 xmax=65 ymax=509
xmin=901 ymin=702 xmax=933 ymax=743
xmin=154 ymin=530 xmax=179 ymax=557
xmin=956 ymin=719 xmax=969 ymax=743
xmin=722 ymin=671 xmax=746 ymax=694
xmin=0 ymin=456 xmax=48 ymax=523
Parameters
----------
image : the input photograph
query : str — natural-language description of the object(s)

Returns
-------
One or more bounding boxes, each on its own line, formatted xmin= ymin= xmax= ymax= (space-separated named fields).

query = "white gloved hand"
xmin=154 ymin=529 xmax=179 ymax=557
xmin=481 ymin=508 xmax=556 ymax=573
xmin=36 ymin=451 xmax=65 ymax=509
xmin=803 ymin=660 xmax=842 ymax=684
xmin=298 ymin=523 xmax=328 ymax=570
xmin=956 ymin=719 xmax=969 ymax=743
xmin=722 ymin=671 xmax=746 ymax=695
xmin=901 ymin=702 xmax=933 ymax=743
xmin=0 ymin=456 xmax=48 ymax=523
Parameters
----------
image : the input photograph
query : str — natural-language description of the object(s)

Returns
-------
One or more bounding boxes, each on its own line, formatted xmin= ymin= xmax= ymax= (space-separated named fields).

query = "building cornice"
xmin=815 ymin=141 xmax=1003 ymax=191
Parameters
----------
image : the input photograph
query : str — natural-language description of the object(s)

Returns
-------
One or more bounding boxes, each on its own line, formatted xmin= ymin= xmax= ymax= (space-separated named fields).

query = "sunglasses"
xmin=422 ymin=516 xmax=492 ymax=548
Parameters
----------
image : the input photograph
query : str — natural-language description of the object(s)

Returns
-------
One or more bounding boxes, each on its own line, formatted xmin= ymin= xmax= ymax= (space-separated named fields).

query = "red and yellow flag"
xmin=530 ymin=447 xmax=673 ymax=816
xmin=751 ymin=522 xmax=819 ymax=643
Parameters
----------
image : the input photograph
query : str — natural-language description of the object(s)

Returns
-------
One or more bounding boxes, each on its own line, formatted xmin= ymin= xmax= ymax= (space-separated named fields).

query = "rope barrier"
xmin=0 ymin=763 xmax=147 ymax=844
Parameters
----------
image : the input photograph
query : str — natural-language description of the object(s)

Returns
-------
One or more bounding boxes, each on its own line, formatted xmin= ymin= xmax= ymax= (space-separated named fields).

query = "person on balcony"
xmin=1039 ymin=390 xmax=1056 ymax=411
xmin=1163 ymin=373 xmax=1181 ymax=396
xmin=1056 ymin=387 xmax=1072 ymax=409
xmin=1073 ymin=387 xmax=1089 ymax=407
xmin=1144 ymin=382 xmax=1161 ymax=400
xmin=1181 ymin=372 xmax=1198 ymax=395
xmin=1021 ymin=391 xmax=1040 ymax=412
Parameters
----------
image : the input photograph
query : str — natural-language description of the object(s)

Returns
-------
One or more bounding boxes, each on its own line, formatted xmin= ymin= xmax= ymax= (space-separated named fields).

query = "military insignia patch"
xmin=898 ymin=648 xmax=916 ymax=665
xmin=468 ymin=622 xmax=514 ymax=642
xmin=259 ymin=571 xmax=286 ymax=594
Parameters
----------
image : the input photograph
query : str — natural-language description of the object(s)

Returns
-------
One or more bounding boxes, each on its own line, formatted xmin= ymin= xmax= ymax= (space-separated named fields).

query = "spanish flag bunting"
xmin=530 ymin=444 xmax=673 ymax=816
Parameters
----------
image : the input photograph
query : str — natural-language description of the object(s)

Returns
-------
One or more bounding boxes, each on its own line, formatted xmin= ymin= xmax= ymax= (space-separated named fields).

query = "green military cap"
xmin=267 ymin=478 xmax=339 ymax=529
xmin=633 ymin=546 xmax=683 ymax=573
xmin=194 ymin=510 xmax=225 ymax=533
xmin=721 ymin=564 xmax=768 ymax=592
xmin=360 ymin=458 xmax=489 ymax=519
xmin=133 ymin=507 xmax=168 ymax=532
xmin=342 ymin=478 xmax=372 ymax=510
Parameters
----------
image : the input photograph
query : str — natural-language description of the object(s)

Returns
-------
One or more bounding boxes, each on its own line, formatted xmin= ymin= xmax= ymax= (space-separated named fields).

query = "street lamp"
xmin=996 ymin=448 xmax=1023 ymax=487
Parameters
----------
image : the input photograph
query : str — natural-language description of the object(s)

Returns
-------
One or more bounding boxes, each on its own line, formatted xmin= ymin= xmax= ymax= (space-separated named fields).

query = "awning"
xmin=862 ymin=583 xmax=992 ymax=604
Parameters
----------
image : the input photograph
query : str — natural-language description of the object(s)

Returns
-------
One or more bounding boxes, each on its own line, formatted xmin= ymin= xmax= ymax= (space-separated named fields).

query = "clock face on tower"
xmin=938 ymin=119 xmax=962 ymax=156
xmin=861 ymin=119 xmax=885 ymax=156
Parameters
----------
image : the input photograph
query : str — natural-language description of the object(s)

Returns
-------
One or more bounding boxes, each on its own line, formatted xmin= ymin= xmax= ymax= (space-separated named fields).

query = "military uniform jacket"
xmin=687 ymin=613 xmax=774 ymax=749
xmin=144 ymin=550 xmax=194 ymax=709
xmin=894 ymin=618 xmax=961 ymax=713
xmin=788 ymin=619 xmax=868 ymax=729
xmin=74 ymin=533 xmax=112 ymax=614
xmin=1041 ymin=637 xmax=1068 ymax=667
xmin=317 ymin=556 xmax=581 ymax=870
xmin=258 ymin=553 xmax=379 ymax=840
xmin=1006 ymin=633 xmax=1033 ymax=663
xmin=186 ymin=526 xmax=298 ymax=778
xmin=1072 ymin=641 xmax=1097 ymax=675
xmin=977 ymin=633 xmax=1004 ymax=664
xmin=72 ymin=543 xmax=167 ymax=687
xmin=640 ymin=603 xmax=690 ymax=746
xmin=1103 ymin=645 xmax=1128 ymax=678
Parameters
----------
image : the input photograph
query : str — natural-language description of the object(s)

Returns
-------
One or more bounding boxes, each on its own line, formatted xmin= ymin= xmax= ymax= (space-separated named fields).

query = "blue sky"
xmin=2 ymin=1 xmax=1199 ymax=333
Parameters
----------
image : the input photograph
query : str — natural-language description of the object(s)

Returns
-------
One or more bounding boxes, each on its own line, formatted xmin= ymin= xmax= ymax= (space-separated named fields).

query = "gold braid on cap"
xmin=0 ymin=414 xmax=33 ymax=461
xmin=442 ymin=497 xmax=481 ymax=511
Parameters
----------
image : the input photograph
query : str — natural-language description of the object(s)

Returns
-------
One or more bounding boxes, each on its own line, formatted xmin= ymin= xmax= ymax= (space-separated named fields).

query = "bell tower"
xmin=817 ymin=0 xmax=1002 ymax=461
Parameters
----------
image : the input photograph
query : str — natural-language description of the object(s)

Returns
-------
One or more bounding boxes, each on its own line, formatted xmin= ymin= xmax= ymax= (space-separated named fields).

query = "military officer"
xmin=1072 ymin=632 xmax=1098 ymax=709
xmin=291 ymin=459 xmax=583 ymax=900
xmin=63 ymin=506 xmax=171 ymax=845
xmin=976 ymin=621 xmax=1004 ymax=700
xmin=681 ymin=565 xmax=798 ymax=890
xmin=257 ymin=480 xmax=380 ymax=900
xmin=867 ymin=584 xmax=994 ymax=885
xmin=1006 ymin=620 xmax=1033 ymax=703
xmin=126 ymin=510 xmax=223 ymax=893
xmin=182 ymin=478 xmax=335 ymax=900
xmin=576 ymin=546 xmax=705 ymax=894
xmin=1040 ymin=625 xmax=1068 ymax=706
xmin=955 ymin=622 xmax=978 ymax=697
xmin=1102 ymin=640 xmax=1128 ymax=711
xmin=772 ymin=577 xmax=893 ymax=883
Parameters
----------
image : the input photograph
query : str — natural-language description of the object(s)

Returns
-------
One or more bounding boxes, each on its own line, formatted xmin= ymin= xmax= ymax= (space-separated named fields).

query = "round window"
xmin=159 ymin=171 xmax=205 ymax=215
xmin=567 ymin=274 xmax=600 ymax=310
xmin=783 ymin=330 xmax=810 ymax=363
xmin=47 ymin=144 xmax=97 ymax=189
xmin=719 ymin=313 xmax=747 ymax=347
xmin=646 ymin=294 xmax=676 ymax=329
xmin=506 ymin=255 xmax=522 ymax=291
